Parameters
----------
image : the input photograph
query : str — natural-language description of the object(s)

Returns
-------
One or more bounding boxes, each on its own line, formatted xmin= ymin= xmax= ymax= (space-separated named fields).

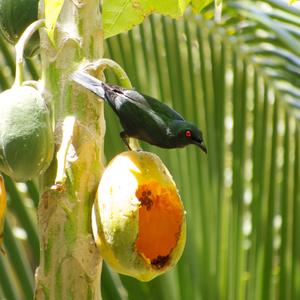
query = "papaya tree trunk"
xmin=35 ymin=0 xmax=104 ymax=299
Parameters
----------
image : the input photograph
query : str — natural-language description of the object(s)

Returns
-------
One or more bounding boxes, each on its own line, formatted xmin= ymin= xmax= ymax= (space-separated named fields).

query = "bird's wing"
xmin=112 ymin=93 xmax=166 ymax=128
xmin=123 ymin=90 xmax=184 ymax=121
xmin=71 ymin=72 xmax=182 ymax=123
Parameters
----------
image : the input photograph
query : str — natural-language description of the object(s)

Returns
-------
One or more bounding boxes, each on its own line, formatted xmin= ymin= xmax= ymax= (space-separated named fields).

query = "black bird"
xmin=72 ymin=71 xmax=207 ymax=153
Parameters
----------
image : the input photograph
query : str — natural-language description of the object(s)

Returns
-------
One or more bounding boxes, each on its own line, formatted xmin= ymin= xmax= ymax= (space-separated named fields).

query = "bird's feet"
xmin=120 ymin=131 xmax=132 ymax=150
xmin=120 ymin=132 xmax=143 ymax=151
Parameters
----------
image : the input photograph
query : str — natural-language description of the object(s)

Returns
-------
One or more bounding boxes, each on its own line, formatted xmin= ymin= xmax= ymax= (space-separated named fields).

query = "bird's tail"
xmin=71 ymin=71 xmax=108 ymax=101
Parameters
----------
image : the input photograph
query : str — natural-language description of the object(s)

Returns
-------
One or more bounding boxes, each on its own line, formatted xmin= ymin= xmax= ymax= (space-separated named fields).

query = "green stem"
xmin=35 ymin=1 xmax=104 ymax=299
xmin=13 ymin=19 xmax=45 ymax=87
xmin=86 ymin=58 xmax=132 ymax=88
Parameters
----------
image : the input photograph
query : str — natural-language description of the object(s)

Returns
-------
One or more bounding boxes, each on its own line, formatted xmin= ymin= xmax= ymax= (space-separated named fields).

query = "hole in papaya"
xmin=135 ymin=182 xmax=183 ymax=269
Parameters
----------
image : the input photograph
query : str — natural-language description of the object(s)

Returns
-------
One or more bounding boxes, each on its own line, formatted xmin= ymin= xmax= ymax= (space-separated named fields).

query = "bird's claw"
xmin=120 ymin=131 xmax=132 ymax=150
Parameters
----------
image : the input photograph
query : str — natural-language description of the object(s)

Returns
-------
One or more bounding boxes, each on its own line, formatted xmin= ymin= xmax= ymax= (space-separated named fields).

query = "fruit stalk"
xmin=35 ymin=1 xmax=104 ymax=299
xmin=13 ymin=19 xmax=44 ymax=87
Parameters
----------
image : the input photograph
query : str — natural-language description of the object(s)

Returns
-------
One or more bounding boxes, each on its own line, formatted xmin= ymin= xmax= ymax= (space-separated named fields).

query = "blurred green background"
xmin=0 ymin=1 xmax=300 ymax=299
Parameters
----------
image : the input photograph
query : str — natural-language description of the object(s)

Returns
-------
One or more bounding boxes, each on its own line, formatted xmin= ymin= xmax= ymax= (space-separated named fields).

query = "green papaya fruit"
xmin=0 ymin=0 xmax=39 ymax=57
xmin=0 ymin=86 xmax=54 ymax=181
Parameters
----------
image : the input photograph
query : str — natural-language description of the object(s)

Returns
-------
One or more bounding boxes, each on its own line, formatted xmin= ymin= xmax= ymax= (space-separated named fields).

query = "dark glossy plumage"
xmin=72 ymin=71 xmax=207 ymax=153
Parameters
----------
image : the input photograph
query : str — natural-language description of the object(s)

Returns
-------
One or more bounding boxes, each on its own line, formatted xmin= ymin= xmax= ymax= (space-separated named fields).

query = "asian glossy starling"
xmin=72 ymin=71 xmax=207 ymax=153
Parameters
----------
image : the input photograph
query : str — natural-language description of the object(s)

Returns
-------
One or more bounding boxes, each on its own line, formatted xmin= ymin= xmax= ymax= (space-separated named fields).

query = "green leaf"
xmin=103 ymin=0 xmax=191 ymax=39
xmin=44 ymin=0 xmax=64 ymax=44
xmin=191 ymin=0 xmax=213 ymax=12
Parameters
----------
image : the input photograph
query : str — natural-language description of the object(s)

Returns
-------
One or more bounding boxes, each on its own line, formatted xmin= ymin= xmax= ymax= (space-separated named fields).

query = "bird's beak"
xmin=194 ymin=139 xmax=207 ymax=154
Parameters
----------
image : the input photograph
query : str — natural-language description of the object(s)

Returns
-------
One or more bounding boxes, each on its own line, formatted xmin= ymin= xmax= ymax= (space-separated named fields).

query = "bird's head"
xmin=170 ymin=121 xmax=207 ymax=153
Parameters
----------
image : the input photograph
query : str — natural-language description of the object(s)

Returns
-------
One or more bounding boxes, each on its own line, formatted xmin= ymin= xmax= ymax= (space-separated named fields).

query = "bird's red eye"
xmin=185 ymin=130 xmax=192 ymax=138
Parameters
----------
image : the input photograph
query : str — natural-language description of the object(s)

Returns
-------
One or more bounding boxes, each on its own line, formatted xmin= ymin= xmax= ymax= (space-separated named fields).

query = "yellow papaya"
xmin=93 ymin=151 xmax=186 ymax=281
xmin=0 ymin=174 xmax=6 ymax=254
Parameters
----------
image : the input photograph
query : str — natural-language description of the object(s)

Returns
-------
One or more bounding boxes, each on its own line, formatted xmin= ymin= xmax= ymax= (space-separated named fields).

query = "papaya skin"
xmin=93 ymin=151 xmax=186 ymax=281
xmin=0 ymin=174 xmax=6 ymax=254
xmin=0 ymin=0 xmax=39 ymax=57
xmin=0 ymin=86 xmax=54 ymax=182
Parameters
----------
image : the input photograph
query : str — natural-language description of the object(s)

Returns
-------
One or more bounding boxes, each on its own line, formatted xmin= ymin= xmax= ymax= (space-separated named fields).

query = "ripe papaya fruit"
xmin=0 ymin=174 xmax=6 ymax=254
xmin=93 ymin=151 xmax=186 ymax=281
xmin=0 ymin=86 xmax=54 ymax=181
xmin=0 ymin=0 xmax=39 ymax=57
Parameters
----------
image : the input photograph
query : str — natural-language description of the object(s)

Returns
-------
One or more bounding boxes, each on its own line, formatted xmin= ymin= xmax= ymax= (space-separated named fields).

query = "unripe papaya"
xmin=93 ymin=151 xmax=186 ymax=281
xmin=0 ymin=0 xmax=39 ymax=57
xmin=0 ymin=86 xmax=54 ymax=182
